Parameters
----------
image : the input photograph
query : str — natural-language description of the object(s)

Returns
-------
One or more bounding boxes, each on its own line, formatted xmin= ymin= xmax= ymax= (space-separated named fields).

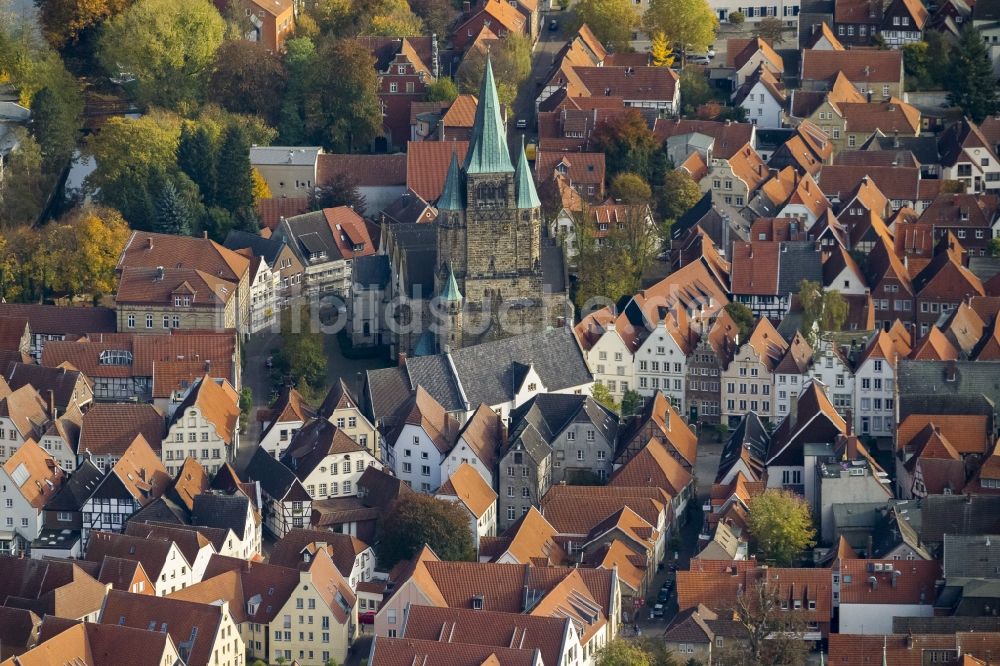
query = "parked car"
xmin=265 ymin=356 xmax=273 ymax=369
xmin=549 ymin=19 xmax=558 ymax=31
xmin=516 ymin=118 xmax=527 ymax=129
xmin=688 ymin=54 xmax=712 ymax=65
xmin=657 ymin=590 xmax=669 ymax=603
xmin=652 ymin=603 xmax=665 ymax=618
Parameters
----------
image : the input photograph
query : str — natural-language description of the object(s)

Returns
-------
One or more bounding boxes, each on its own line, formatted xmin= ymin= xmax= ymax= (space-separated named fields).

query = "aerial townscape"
xmin=10 ymin=0 xmax=1000 ymax=665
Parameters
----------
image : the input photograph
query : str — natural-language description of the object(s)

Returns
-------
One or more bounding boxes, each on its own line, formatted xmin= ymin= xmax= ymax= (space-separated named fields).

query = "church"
xmin=350 ymin=57 xmax=572 ymax=359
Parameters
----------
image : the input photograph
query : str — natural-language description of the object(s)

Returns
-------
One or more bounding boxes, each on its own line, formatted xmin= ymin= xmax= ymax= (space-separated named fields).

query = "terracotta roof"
xmin=257 ymin=196 xmax=309 ymax=232
xmin=726 ymin=37 xmax=784 ymax=72
xmin=2 ymin=439 xmax=64 ymax=509
xmin=168 ymin=376 xmax=239 ymax=446
xmin=897 ymin=413 xmax=991 ymax=455
xmin=493 ymin=507 xmax=569 ymax=566
xmin=280 ymin=418 xmax=366 ymax=481
xmin=525 ymin=568 xmax=607 ymax=644
xmin=269 ymin=528 xmax=368 ymax=578
xmin=841 ymin=98 xmax=921 ymax=135
xmin=540 ymin=485 xmax=670 ymax=538
xmin=437 ymin=462 xmax=497 ymax=519
xmin=442 ymin=94 xmax=478 ymax=128
xmin=78 ymin=404 xmax=164 ymax=457
xmin=535 ymin=151 xmax=605 ymax=186
xmin=401 ymin=605 xmax=567 ymax=666
xmin=571 ymin=66 xmax=679 ymax=103
xmin=745 ymin=316 xmax=789 ymax=372
xmin=454 ymin=0 xmax=526 ymax=37
xmin=909 ymin=327 xmax=959 ymax=361
xmin=165 ymin=458 xmax=210 ymax=512
xmin=828 ymin=634 xmax=965 ymax=666
xmin=369 ymin=636 xmax=539 ymax=666
xmin=801 ymin=49 xmax=903 ymax=85
xmin=316 ymin=153 xmax=407 ymax=188
xmin=406 ymin=140 xmax=469 ymax=202
xmin=96 ymin=556 xmax=149 ymax=592
xmin=107 ymin=435 xmax=171 ymax=503
xmin=652 ymin=119 xmax=755 ymax=160
xmin=678 ymin=565 xmax=832 ymax=622
xmin=837 ymin=559 xmax=940 ymax=604
xmin=388 ymin=386 xmax=459 ymax=455
xmin=807 ymin=21 xmax=845 ymax=49
xmin=728 ymin=143 xmax=770 ymax=194
xmin=0 ymin=384 xmax=49 ymax=440
xmin=86 ymin=530 xmax=179 ymax=583
xmin=118 ymin=232 xmax=249 ymax=283
xmin=11 ymin=621 xmax=177 ymax=666
xmin=609 ymin=438 xmax=693 ymax=498
xmin=585 ymin=538 xmax=646 ymax=590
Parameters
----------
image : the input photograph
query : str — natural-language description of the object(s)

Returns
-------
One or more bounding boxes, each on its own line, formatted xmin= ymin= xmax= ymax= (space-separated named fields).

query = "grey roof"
xmin=464 ymin=56 xmax=513 ymax=175
xmin=223 ymin=230 xmax=287 ymax=266
xmin=43 ymin=458 xmax=103 ymax=511
xmin=892 ymin=615 xmax=1000 ymax=634
xmin=249 ymin=146 xmax=321 ymax=166
xmin=863 ymin=135 xmax=941 ymax=166
xmin=404 ymin=354 xmax=466 ymax=412
xmin=509 ymin=393 xmax=617 ymax=446
xmin=191 ymin=492 xmax=250 ymax=537
xmin=274 ymin=210 xmax=350 ymax=265
xmin=715 ymin=411 xmax=769 ymax=483
xmin=243 ymin=447 xmax=310 ymax=502
xmin=921 ymin=494 xmax=1000 ymax=548
xmin=898 ymin=393 xmax=994 ymax=423
xmin=353 ymin=255 xmax=391 ymax=290
xmin=944 ymin=534 xmax=1000 ymax=579
xmin=777 ymin=241 xmax=824 ymax=295
xmin=382 ymin=190 xmax=435 ymax=225
xmin=969 ymin=256 xmax=1000 ymax=283
xmin=897 ymin=360 xmax=1000 ymax=407
xmin=671 ymin=191 xmax=751 ymax=250
xmin=386 ymin=223 xmax=437 ymax=294
xmin=129 ymin=496 xmax=189 ymax=525
xmin=363 ymin=365 xmax=413 ymax=426
xmin=501 ymin=421 xmax=553 ymax=464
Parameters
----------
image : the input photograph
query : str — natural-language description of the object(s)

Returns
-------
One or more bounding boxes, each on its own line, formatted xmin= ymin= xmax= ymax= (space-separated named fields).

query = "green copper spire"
xmin=438 ymin=151 xmax=464 ymax=211
xmin=440 ymin=265 xmax=463 ymax=302
xmin=514 ymin=136 xmax=540 ymax=209
xmin=464 ymin=55 xmax=514 ymax=174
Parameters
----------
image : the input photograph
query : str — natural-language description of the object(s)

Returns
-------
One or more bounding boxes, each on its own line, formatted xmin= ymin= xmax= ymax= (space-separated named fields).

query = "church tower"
xmin=433 ymin=54 xmax=560 ymax=346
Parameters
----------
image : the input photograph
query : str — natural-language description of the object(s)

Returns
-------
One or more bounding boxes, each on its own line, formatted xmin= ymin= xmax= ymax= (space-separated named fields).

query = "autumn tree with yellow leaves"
xmin=650 ymin=32 xmax=675 ymax=68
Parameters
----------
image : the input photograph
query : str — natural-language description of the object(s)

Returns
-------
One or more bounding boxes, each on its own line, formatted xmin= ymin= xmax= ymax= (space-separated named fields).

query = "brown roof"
xmin=840 ymin=98 xmax=921 ymax=135
xmin=2 ymin=439 xmax=65 ymax=509
xmin=836 ymin=0 xmax=883 ymax=21
xmin=454 ymin=403 xmax=504 ymax=472
xmin=389 ymin=386 xmax=459 ymax=455
xmin=0 ymin=316 xmax=28 ymax=351
xmin=572 ymin=66 xmax=679 ymax=102
xmin=280 ymin=418 xmax=366 ymax=480
xmin=401 ymin=605 xmax=568 ymax=666
xmin=679 ymin=565 xmax=832 ymax=623
xmin=828 ymin=634 xmax=970 ymax=666
xmin=820 ymin=165 xmax=919 ymax=205
xmin=801 ymin=49 xmax=903 ymax=85
xmin=169 ymin=376 xmax=239 ymax=445
xmin=909 ymin=327 xmax=959 ymax=361
xmin=0 ymin=304 xmax=116 ymax=337
xmin=86 ymin=531 xmax=179 ymax=582
xmin=540 ymin=485 xmax=670 ymax=538
xmin=406 ymin=140 xmax=469 ymax=202
xmin=115 ymin=266 xmax=235 ymax=308
xmin=96 ymin=556 xmax=149 ymax=592
xmin=118 ymin=232 xmax=249 ymax=283
xmin=920 ymin=193 xmax=1000 ymax=228
xmin=257 ymin=196 xmax=309 ymax=232
xmin=316 ymin=153 xmax=407 ymax=188
xmin=11 ymin=621 xmax=178 ymax=666
xmin=652 ymin=119 xmax=756 ymax=160
xmin=535 ymin=151 xmax=605 ymax=186
xmin=492 ymin=507 xmax=569 ymax=566
xmin=369 ymin=636 xmax=539 ymax=666
xmin=730 ymin=242 xmax=780 ymax=295
xmin=726 ymin=37 xmax=785 ymax=72
xmin=837 ymin=559 xmax=940 ymax=604
xmin=437 ymin=463 xmax=497 ymax=519
xmin=897 ymin=413 xmax=991 ymax=455
xmin=610 ymin=439 xmax=693 ymax=498
xmin=441 ymin=94 xmax=478 ymax=129
xmin=79 ymin=403 xmax=164 ymax=457
xmin=269 ymin=527 xmax=368 ymax=577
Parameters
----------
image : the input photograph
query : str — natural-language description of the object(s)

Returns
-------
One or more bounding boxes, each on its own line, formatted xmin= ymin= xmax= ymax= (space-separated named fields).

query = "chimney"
xmin=48 ymin=390 xmax=56 ymax=418
xmin=155 ymin=266 xmax=165 ymax=281
xmin=398 ymin=352 xmax=408 ymax=367
xmin=146 ymin=237 xmax=154 ymax=250
xmin=204 ymin=359 xmax=212 ymax=373
xmin=203 ymin=230 xmax=208 ymax=239
xmin=463 ymin=0 xmax=471 ymax=13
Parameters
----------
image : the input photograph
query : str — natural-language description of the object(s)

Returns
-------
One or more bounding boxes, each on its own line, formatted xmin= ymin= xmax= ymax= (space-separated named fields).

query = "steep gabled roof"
xmin=437 ymin=463 xmax=497 ymax=519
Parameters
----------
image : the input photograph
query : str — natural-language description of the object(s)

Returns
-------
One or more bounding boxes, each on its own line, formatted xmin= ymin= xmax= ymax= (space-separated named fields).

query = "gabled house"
xmin=726 ymin=38 xmax=785 ymax=88
xmin=0 ymin=381 xmax=50 ymax=465
xmin=0 ymin=439 xmax=65 ymax=555
xmin=632 ymin=304 xmax=695 ymax=411
xmin=242 ymin=448 xmax=311 ymax=538
xmin=441 ymin=403 xmax=505 ymax=489
xmin=319 ymin=378 xmax=378 ymax=460
xmin=282 ymin=418 xmax=382 ymax=500
xmin=702 ymin=143 xmax=770 ymax=208
xmin=615 ymin=391 xmax=697 ymax=472
xmin=80 ymin=435 xmax=170 ymax=549
xmin=721 ymin=317 xmax=787 ymax=425
xmin=480 ymin=506 xmax=569 ymax=566
xmin=0 ymin=556 xmax=108 ymax=621
xmin=854 ymin=328 xmax=909 ymax=437
xmin=384 ymin=387 xmax=458 ymax=493
xmin=800 ymin=49 xmax=905 ymax=99
xmin=730 ymin=240 xmax=824 ymax=320
xmin=611 ymin=439 xmax=695 ymax=521
xmin=574 ymin=308 xmax=640 ymax=403
xmin=0 ymin=303 xmax=115 ymax=362
xmin=162 ymin=375 xmax=240 ymax=476
xmin=258 ymin=387 xmax=315 ymax=460
xmin=436 ymin=462 xmax=497 ymax=552
xmin=732 ymin=66 xmax=786 ymax=129
xmin=358 ymin=36 xmax=436 ymax=152
xmin=269 ymin=527 xmax=375 ymax=590
xmin=938 ymin=117 xmax=1000 ymax=195
xmin=86 ymin=530 xmax=195 ymax=596
xmin=121 ymin=521 xmax=218 ymax=585
xmin=773 ymin=332 xmax=814 ymax=418
xmin=685 ymin=310 xmax=739 ymax=427
xmin=453 ymin=0 xmax=527 ymax=51
xmin=76 ymin=403 xmax=165 ymax=473
xmin=36 ymin=456 xmax=103 ymax=558
xmin=919 ymin=193 xmax=1000 ymax=257
xmin=912 ymin=235 xmax=986 ymax=336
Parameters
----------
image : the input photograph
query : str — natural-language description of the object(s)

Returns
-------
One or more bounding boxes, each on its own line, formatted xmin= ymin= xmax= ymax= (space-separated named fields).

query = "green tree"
xmin=209 ymin=40 xmax=287 ymax=124
xmin=947 ymin=23 xmax=1000 ymax=123
xmin=177 ymin=124 xmax=217 ymax=206
xmin=409 ymin=0 xmax=457 ymax=37
xmin=592 ymin=382 xmax=620 ymax=413
xmin=310 ymin=172 xmax=368 ymax=215
xmin=155 ymin=180 xmax=194 ymax=236
xmin=650 ymin=31 xmax=675 ymax=67
xmin=215 ymin=125 xmax=254 ymax=218
xmin=377 ymin=494 xmax=476 ymax=569
xmin=573 ymin=203 xmax=657 ymax=309
xmin=425 ymin=77 xmax=459 ymax=103
xmin=621 ymin=389 xmax=643 ymax=417
xmin=798 ymin=279 xmax=848 ymax=342
xmin=596 ymin=639 xmax=652 ymax=666
xmin=590 ymin=108 xmax=658 ymax=180
xmin=657 ymin=169 xmax=702 ymax=223
xmin=366 ymin=0 xmax=425 ymax=35
xmin=680 ymin=68 xmax=713 ymax=115
xmin=0 ymin=129 xmax=49 ymax=228
xmin=753 ymin=16 xmax=785 ymax=44
xmin=98 ymin=0 xmax=225 ymax=109
xmin=728 ymin=10 xmax=745 ymax=24
xmin=574 ymin=0 xmax=640 ymax=52
xmin=747 ymin=489 xmax=816 ymax=567
xmin=610 ymin=172 xmax=653 ymax=203
xmin=30 ymin=86 xmax=80 ymax=172
xmin=725 ymin=302 xmax=754 ymax=341
xmin=645 ymin=0 xmax=718 ymax=55
xmin=989 ymin=237 xmax=1000 ymax=257
xmin=456 ymin=33 xmax=532 ymax=108
xmin=903 ymin=41 xmax=931 ymax=90
xmin=273 ymin=304 xmax=327 ymax=397
xmin=926 ymin=31 xmax=951 ymax=86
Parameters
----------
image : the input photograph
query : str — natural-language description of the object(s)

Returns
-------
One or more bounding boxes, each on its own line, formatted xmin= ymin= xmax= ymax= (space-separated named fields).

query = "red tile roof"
xmin=837 ymin=559 xmax=941 ymax=604
xmin=406 ymin=141 xmax=469 ymax=202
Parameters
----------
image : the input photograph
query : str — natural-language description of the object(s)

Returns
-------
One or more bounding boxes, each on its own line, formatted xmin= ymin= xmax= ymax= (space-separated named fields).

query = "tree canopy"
xmin=716 ymin=581 xmax=808 ymax=666
xmin=747 ymin=489 xmax=816 ymax=567
xmin=591 ymin=108 xmax=659 ymax=181
xmin=610 ymin=172 xmax=653 ymax=204
xmin=209 ymin=40 xmax=287 ymax=124
xmin=425 ymin=77 xmax=459 ymax=103
xmin=596 ymin=640 xmax=652 ymax=666
xmin=724 ymin=302 xmax=755 ymax=340
xmin=650 ymin=32 xmax=675 ymax=67
xmin=272 ymin=304 xmax=327 ymax=401
xmin=456 ymin=34 xmax=532 ymax=109
xmin=377 ymin=494 xmax=476 ymax=570
xmin=947 ymin=23 xmax=1000 ymax=123
xmin=657 ymin=169 xmax=702 ymax=223
xmin=798 ymin=279 xmax=848 ymax=343
xmin=645 ymin=0 xmax=718 ymax=54
xmin=574 ymin=0 xmax=641 ymax=53
xmin=37 ymin=0 xmax=131 ymax=48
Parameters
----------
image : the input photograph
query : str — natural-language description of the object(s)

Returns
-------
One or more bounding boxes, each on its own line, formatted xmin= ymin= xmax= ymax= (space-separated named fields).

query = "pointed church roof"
xmin=464 ymin=56 xmax=514 ymax=175
xmin=440 ymin=266 xmax=463 ymax=302
xmin=438 ymin=151 xmax=465 ymax=211
xmin=515 ymin=137 xmax=540 ymax=209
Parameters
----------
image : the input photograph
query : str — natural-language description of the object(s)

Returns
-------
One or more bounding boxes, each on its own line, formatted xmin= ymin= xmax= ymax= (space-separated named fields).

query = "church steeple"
xmin=514 ymin=137 xmax=540 ymax=209
xmin=438 ymin=151 xmax=464 ymax=211
xmin=464 ymin=55 xmax=514 ymax=174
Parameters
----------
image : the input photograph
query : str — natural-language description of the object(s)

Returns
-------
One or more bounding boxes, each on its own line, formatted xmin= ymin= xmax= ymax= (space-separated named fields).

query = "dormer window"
xmin=472 ymin=595 xmax=484 ymax=609
xmin=174 ymin=295 xmax=192 ymax=307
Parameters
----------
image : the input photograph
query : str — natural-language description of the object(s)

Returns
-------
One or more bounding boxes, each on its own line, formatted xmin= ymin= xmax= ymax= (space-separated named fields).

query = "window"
xmin=127 ymin=314 xmax=135 ymax=328
xmin=577 ymin=450 xmax=584 ymax=461
xmin=146 ymin=314 xmax=153 ymax=328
